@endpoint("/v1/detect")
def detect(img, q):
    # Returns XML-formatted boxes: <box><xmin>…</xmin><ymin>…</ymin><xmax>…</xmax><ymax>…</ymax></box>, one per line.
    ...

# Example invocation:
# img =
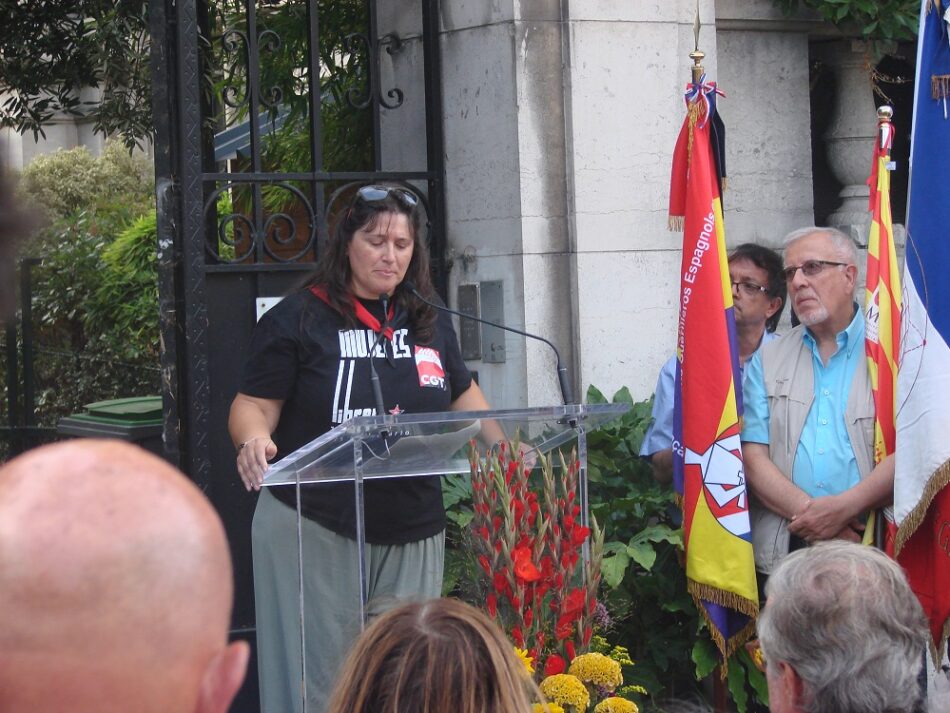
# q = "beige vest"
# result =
<box><xmin>749</xmin><ymin>325</ymin><xmax>875</xmax><ymax>573</ymax></box>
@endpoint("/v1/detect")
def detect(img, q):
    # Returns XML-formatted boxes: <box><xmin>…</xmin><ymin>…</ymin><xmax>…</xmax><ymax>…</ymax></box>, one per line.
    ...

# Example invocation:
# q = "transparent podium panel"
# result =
<box><xmin>258</xmin><ymin>403</ymin><xmax>627</xmax><ymax>713</ymax></box>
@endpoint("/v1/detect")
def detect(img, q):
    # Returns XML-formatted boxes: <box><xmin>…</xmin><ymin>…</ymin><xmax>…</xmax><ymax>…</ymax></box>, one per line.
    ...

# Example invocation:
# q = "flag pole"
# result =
<box><xmin>689</xmin><ymin>9</ymin><xmax>730</xmax><ymax>712</ymax></box>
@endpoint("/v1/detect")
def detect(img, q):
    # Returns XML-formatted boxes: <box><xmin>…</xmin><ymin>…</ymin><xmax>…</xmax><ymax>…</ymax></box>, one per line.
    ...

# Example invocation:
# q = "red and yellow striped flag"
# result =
<box><xmin>864</xmin><ymin>109</ymin><xmax>901</xmax><ymax>466</ymax></box>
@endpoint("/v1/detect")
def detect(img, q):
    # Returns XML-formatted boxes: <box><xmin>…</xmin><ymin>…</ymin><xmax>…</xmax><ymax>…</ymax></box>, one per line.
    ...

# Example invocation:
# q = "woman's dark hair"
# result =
<box><xmin>303</xmin><ymin>184</ymin><xmax>437</xmax><ymax>342</ymax></box>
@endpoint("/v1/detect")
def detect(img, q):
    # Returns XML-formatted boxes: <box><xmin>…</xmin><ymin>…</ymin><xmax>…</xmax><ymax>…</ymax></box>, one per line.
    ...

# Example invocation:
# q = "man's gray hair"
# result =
<box><xmin>782</xmin><ymin>226</ymin><xmax>859</xmax><ymax>266</ymax></box>
<box><xmin>757</xmin><ymin>542</ymin><xmax>927</xmax><ymax>713</ymax></box>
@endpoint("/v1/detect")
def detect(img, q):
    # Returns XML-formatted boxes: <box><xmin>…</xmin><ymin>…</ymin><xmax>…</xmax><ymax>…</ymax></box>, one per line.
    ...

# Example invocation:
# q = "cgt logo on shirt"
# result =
<box><xmin>414</xmin><ymin>346</ymin><xmax>446</xmax><ymax>389</ymax></box>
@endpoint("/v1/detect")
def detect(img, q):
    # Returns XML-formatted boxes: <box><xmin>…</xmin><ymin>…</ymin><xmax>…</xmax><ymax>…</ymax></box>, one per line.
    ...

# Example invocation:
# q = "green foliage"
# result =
<box><xmin>2</xmin><ymin>143</ymin><xmax>159</xmax><ymax>437</ymax></box>
<box><xmin>584</xmin><ymin>384</ymin><xmax>767</xmax><ymax>712</ymax></box>
<box><xmin>772</xmin><ymin>0</ymin><xmax>919</xmax><ymax>41</ymax></box>
<box><xmin>18</xmin><ymin>142</ymin><xmax>153</xmax><ymax>222</ymax></box>
<box><xmin>585</xmin><ymin>385</ymin><xmax>700</xmax><ymax>704</ymax></box>
<box><xmin>0</xmin><ymin>0</ymin><xmax>151</xmax><ymax>149</ymax></box>
<box><xmin>87</xmin><ymin>212</ymin><xmax>159</xmax><ymax>362</ymax></box>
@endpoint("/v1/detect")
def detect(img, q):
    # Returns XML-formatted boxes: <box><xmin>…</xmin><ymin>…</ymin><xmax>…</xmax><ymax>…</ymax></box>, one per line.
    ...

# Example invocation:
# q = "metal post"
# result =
<box><xmin>20</xmin><ymin>258</ymin><xmax>38</xmax><ymax>427</ymax></box>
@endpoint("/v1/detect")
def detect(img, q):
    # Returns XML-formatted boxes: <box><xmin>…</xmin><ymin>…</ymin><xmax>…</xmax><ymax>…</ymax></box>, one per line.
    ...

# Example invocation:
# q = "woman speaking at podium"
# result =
<box><xmin>228</xmin><ymin>184</ymin><xmax>496</xmax><ymax>713</ymax></box>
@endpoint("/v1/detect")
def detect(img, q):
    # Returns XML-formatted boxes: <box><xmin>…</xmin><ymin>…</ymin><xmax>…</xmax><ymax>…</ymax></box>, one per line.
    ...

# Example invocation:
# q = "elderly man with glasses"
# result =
<box><xmin>640</xmin><ymin>243</ymin><xmax>786</xmax><ymax>485</ymax></box>
<box><xmin>741</xmin><ymin>227</ymin><xmax>895</xmax><ymax>580</ymax></box>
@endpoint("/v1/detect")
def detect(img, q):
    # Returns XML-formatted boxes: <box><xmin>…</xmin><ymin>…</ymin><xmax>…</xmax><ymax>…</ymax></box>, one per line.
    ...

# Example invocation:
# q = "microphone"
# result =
<box><xmin>367</xmin><ymin>293</ymin><xmax>390</xmax><ymax>424</ymax></box>
<box><xmin>401</xmin><ymin>281</ymin><xmax>574</xmax><ymax>405</ymax></box>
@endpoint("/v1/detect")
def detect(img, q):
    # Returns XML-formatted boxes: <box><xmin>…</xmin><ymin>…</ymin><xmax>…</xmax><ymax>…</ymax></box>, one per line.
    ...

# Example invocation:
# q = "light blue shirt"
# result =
<box><xmin>639</xmin><ymin>331</ymin><xmax>776</xmax><ymax>459</ymax></box>
<box><xmin>741</xmin><ymin>309</ymin><xmax>864</xmax><ymax>497</ymax></box>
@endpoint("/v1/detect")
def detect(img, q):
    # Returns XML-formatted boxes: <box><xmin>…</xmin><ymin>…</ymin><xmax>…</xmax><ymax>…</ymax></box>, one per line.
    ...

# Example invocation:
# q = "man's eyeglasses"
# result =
<box><xmin>731</xmin><ymin>280</ymin><xmax>769</xmax><ymax>297</ymax></box>
<box><xmin>782</xmin><ymin>260</ymin><xmax>848</xmax><ymax>282</ymax></box>
<box><xmin>357</xmin><ymin>185</ymin><xmax>419</xmax><ymax>209</ymax></box>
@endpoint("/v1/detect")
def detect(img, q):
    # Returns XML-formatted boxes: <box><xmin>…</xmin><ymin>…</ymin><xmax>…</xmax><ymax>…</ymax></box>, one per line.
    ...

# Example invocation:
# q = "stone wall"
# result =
<box><xmin>439</xmin><ymin>0</ymin><xmax>818</xmax><ymax>407</ymax></box>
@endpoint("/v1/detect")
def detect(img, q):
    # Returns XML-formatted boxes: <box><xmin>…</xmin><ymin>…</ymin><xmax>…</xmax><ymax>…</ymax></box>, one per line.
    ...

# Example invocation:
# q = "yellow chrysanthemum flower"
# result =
<box><xmin>594</xmin><ymin>697</ymin><xmax>639</xmax><ymax>713</ymax></box>
<box><xmin>539</xmin><ymin>674</ymin><xmax>590</xmax><ymax>711</ymax></box>
<box><xmin>568</xmin><ymin>652</ymin><xmax>623</xmax><ymax>691</ymax></box>
<box><xmin>515</xmin><ymin>647</ymin><xmax>535</xmax><ymax>675</ymax></box>
<box><xmin>533</xmin><ymin>703</ymin><xmax>566</xmax><ymax>713</ymax></box>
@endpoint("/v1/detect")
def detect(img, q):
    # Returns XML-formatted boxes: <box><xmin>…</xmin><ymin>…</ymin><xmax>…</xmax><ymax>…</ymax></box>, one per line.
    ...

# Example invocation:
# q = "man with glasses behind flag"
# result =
<box><xmin>640</xmin><ymin>243</ymin><xmax>786</xmax><ymax>485</ymax></box>
<box><xmin>741</xmin><ymin>227</ymin><xmax>895</xmax><ymax>580</ymax></box>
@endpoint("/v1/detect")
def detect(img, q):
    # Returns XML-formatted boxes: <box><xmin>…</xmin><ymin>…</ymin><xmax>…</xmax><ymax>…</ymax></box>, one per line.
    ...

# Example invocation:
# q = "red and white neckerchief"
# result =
<box><xmin>309</xmin><ymin>285</ymin><xmax>395</xmax><ymax>339</ymax></box>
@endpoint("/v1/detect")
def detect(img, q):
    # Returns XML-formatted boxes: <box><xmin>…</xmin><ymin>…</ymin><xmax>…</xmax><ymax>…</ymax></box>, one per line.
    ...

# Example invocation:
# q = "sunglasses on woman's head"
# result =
<box><xmin>357</xmin><ymin>185</ymin><xmax>419</xmax><ymax>209</ymax></box>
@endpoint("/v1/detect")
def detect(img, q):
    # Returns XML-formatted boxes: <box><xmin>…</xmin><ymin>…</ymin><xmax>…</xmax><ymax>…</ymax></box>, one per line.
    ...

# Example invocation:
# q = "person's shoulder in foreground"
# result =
<box><xmin>757</xmin><ymin>541</ymin><xmax>928</xmax><ymax>713</ymax></box>
<box><xmin>0</xmin><ymin>439</ymin><xmax>249</xmax><ymax>713</ymax></box>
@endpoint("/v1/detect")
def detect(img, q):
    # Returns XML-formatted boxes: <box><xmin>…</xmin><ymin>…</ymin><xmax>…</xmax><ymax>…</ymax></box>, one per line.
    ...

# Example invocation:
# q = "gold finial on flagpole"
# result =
<box><xmin>877</xmin><ymin>105</ymin><xmax>893</xmax><ymax>152</ymax></box>
<box><xmin>690</xmin><ymin>0</ymin><xmax>705</xmax><ymax>84</ymax></box>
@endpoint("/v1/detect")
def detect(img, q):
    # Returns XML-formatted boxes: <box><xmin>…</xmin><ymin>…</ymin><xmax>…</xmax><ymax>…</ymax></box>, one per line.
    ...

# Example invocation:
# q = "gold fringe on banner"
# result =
<box><xmin>893</xmin><ymin>459</ymin><xmax>950</xmax><ymax>660</ymax></box>
<box><xmin>933</xmin><ymin>75</ymin><xmax>950</xmax><ymax>101</ymax></box>
<box><xmin>688</xmin><ymin>579</ymin><xmax>759</xmax><ymax>674</ymax></box>
<box><xmin>668</xmin><ymin>215</ymin><xmax>685</xmax><ymax>231</ymax></box>
<box><xmin>894</xmin><ymin>459</ymin><xmax>950</xmax><ymax>556</ymax></box>
<box><xmin>686</xmin><ymin>101</ymin><xmax>701</xmax><ymax>163</ymax></box>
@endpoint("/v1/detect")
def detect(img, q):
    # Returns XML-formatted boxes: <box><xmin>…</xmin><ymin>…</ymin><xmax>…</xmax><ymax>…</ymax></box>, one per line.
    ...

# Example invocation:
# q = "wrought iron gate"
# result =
<box><xmin>149</xmin><ymin>1</ymin><xmax>446</xmax><ymax>707</ymax></box>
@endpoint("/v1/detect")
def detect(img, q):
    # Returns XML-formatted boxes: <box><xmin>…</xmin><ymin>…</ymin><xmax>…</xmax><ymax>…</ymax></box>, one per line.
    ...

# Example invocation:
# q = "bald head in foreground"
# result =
<box><xmin>757</xmin><ymin>541</ymin><xmax>928</xmax><ymax>713</ymax></box>
<box><xmin>0</xmin><ymin>440</ymin><xmax>249</xmax><ymax>713</ymax></box>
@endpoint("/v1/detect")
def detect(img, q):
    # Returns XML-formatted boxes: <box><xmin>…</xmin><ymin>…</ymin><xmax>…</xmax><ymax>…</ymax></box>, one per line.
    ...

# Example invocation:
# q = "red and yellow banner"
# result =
<box><xmin>864</xmin><ymin>114</ymin><xmax>901</xmax><ymax>467</ymax></box>
<box><xmin>669</xmin><ymin>76</ymin><xmax>758</xmax><ymax>660</ymax></box>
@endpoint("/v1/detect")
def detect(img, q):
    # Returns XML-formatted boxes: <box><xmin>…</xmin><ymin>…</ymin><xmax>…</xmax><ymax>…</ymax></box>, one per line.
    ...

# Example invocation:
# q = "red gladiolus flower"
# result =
<box><xmin>487</xmin><ymin>593</ymin><xmax>498</xmax><ymax>618</ymax></box>
<box><xmin>561</xmin><ymin>588</ymin><xmax>586</xmax><ymax>617</ymax></box>
<box><xmin>582</xmin><ymin>625</ymin><xmax>593</xmax><ymax>646</ymax></box>
<box><xmin>512</xmin><ymin>626</ymin><xmax>524</xmax><ymax>647</ymax></box>
<box><xmin>544</xmin><ymin>654</ymin><xmax>566</xmax><ymax>676</ymax></box>
<box><xmin>555</xmin><ymin>615</ymin><xmax>573</xmax><ymax>640</ymax></box>
<box><xmin>524</xmin><ymin>606</ymin><xmax>534</xmax><ymax>628</ymax></box>
<box><xmin>478</xmin><ymin>554</ymin><xmax>492</xmax><ymax>576</ymax></box>
<box><xmin>571</xmin><ymin>526</ymin><xmax>590</xmax><ymax>546</ymax></box>
<box><xmin>494</xmin><ymin>571</ymin><xmax>510</xmax><ymax>595</ymax></box>
<box><xmin>565</xmin><ymin>640</ymin><xmax>576</xmax><ymax>661</ymax></box>
<box><xmin>512</xmin><ymin>546</ymin><xmax>542</xmax><ymax>582</ymax></box>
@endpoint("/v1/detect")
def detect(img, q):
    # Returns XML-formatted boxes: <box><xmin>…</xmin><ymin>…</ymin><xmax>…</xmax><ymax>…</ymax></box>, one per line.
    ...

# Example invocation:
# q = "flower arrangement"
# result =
<box><xmin>470</xmin><ymin>442</ymin><xmax>604</xmax><ymax>678</ymax></box>
<box><xmin>593</xmin><ymin>697</ymin><xmax>639</xmax><ymax>713</ymax></box>
<box><xmin>537</xmin><ymin>650</ymin><xmax>644</xmax><ymax>713</ymax></box>
<box><xmin>539</xmin><ymin>673</ymin><xmax>591</xmax><ymax>712</ymax></box>
<box><xmin>568</xmin><ymin>653</ymin><xmax>622</xmax><ymax>693</ymax></box>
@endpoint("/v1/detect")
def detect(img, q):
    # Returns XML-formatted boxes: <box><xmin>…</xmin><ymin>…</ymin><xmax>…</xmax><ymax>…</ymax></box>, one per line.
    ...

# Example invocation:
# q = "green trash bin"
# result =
<box><xmin>58</xmin><ymin>396</ymin><xmax>165</xmax><ymax>458</ymax></box>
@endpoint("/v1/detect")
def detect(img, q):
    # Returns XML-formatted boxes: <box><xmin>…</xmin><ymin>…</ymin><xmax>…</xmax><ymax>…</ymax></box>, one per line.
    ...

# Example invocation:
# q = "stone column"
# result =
<box><xmin>819</xmin><ymin>38</ymin><xmax>878</xmax><ymax>244</ymax></box>
<box><xmin>438</xmin><ymin>0</ymin><xmax>821</xmax><ymax>404</ymax></box>
<box><xmin>440</xmin><ymin>0</ymin><xmax>573</xmax><ymax>408</ymax></box>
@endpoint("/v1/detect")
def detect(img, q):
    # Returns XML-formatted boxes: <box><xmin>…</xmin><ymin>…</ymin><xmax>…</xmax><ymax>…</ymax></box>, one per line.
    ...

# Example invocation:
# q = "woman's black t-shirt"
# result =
<box><xmin>239</xmin><ymin>289</ymin><xmax>472</xmax><ymax>545</ymax></box>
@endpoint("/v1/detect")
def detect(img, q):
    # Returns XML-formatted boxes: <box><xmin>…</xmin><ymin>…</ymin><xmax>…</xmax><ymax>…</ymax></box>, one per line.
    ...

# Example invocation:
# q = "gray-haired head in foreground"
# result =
<box><xmin>757</xmin><ymin>541</ymin><xmax>927</xmax><ymax>713</ymax></box>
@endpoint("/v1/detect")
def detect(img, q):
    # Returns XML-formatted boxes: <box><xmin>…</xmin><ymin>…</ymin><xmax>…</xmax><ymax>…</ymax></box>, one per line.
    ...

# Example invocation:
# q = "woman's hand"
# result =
<box><xmin>236</xmin><ymin>437</ymin><xmax>278</xmax><ymax>492</ymax></box>
<box><xmin>228</xmin><ymin>392</ymin><xmax>284</xmax><ymax>492</ymax></box>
